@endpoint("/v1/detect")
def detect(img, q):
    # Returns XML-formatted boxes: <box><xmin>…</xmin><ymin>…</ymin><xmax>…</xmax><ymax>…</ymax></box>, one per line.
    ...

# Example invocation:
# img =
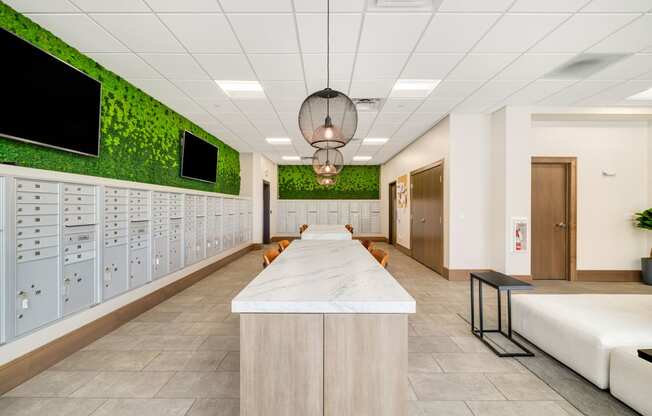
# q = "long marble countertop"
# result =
<box><xmin>301</xmin><ymin>224</ymin><xmax>352</xmax><ymax>240</ymax></box>
<box><xmin>232</xmin><ymin>240</ymin><xmax>416</xmax><ymax>313</ymax></box>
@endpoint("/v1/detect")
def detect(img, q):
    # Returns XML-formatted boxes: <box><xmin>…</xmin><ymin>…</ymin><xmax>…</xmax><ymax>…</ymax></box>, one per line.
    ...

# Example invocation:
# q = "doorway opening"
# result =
<box><xmin>263</xmin><ymin>180</ymin><xmax>270</xmax><ymax>244</ymax></box>
<box><xmin>531</xmin><ymin>157</ymin><xmax>577</xmax><ymax>280</ymax></box>
<box><xmin>389</xmin><ymin>181</ymin><xmax>397</xmax><ymax>246</ymax></box>
<box><xmin>410</xmin><ymin>161</ymin><xmax>444</xmax><ymax>274</ymax></box>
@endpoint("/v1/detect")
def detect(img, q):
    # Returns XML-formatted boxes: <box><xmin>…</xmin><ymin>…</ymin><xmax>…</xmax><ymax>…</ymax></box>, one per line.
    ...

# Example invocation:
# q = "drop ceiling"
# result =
<box><xmin>7</xmin><ymin>0</ymin><xmax>652</xmax><ymax>164</ymax></box>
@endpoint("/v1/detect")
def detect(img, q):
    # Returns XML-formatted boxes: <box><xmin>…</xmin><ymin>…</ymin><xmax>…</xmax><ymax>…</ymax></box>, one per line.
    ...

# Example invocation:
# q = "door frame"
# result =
<box><xmin>531</xmin><ymin>156</ymin><xmax>577</xmax><ymax>281</ymax></box>
<box><xmin>388</xmin><ymin>181</ymin><xmax>396</xmax><ymax>245</ymax></box>
<box><xmin>262</xmin><ymin>180</ymin><xmax>271</xmax><ymax>244</ymax></box>
<box><xmin>409</xmin><ymin>160</ymin><xmax>444</xmax><ymax>273</ymax></box>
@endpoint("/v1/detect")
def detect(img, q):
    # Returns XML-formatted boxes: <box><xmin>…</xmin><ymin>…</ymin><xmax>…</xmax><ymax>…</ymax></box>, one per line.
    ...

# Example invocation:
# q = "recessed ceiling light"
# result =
<box><xmin>353</xmin><ymin>156</ymin><xmax>372</xmax><ymax>161</ymax></box>
<box><xmin>215</xmin><ymin>80</ymin><xmax>264</xmax><ymax>99</ymax></box>
<box><xmin>266</xmin><ymin>137</ymin><xmax>292</xmax><ymax>145</ymax></box>
<box><xmin>282</xmin><ymin>156</ymin><xmax>301</xmax><ymax>161</ymax></box>
<box><xmin>391</xmin><ymin>79</ymin><xmax>440</xmax><ymax>98</ymax></box>
<box><xmin>362</xmin><ymin>138</ymin><xmax>388</xmax><ymax>145</ymax></box>
<box><xmin>627</xmin><ymin>86</ymin><xmax>652</xmax><ymax>100</ymax></box>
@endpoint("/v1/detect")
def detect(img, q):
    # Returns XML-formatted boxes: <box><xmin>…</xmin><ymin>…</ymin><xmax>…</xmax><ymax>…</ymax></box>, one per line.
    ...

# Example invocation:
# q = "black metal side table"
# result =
<box><xmin>470</xmin><ymin>271</ymin><xmax>534</xmax><ymax>357</ymax></box>
<box><xmin>638</xmin><ymin>349</ymin><xmax>652</xmax><ymax>363</ymax></box>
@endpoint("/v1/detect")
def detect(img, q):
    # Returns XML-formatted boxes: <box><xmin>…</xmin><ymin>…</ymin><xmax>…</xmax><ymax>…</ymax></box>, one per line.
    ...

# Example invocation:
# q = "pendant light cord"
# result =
<box><xmin>326</xmin><ymin>0</ymin><xmax>330</xmax><ymax>89</ymax></box>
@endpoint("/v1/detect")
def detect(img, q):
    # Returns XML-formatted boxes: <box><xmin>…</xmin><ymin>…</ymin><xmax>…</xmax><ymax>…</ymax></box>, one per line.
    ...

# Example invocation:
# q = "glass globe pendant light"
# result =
<box><xmin>316</xmin><ymin>175</ymin><xmax>337</xmax><ymax>186</ymax></box>
<box><xmin>298</xmin><ymin>0</ymin><xmax>357</xmax><ymax>149</ymax></box>
<box><xmin>312</xmin><ymin>148</ymin><xmax>343</xmax><ymax>177</ymax></box>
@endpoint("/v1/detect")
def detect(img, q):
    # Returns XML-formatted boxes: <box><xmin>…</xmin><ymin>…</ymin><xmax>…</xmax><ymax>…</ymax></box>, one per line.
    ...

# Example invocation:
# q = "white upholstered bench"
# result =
<box><xmin>610</xmin><ymin>347</ymin><xmax>652</xmax><ymax>416</ymax></box>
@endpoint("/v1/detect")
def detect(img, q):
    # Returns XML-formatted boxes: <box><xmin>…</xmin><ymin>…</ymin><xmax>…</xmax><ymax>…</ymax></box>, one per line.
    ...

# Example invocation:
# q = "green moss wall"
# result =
<box><xmin>0</xmin><ymin>4</ymin><xmax>240</xmax><ymax>194</ymax></box>
<box><xmin>278</xmin><ymin>165</ymin><xmax>380</xmax><ymax>199</ymax></box>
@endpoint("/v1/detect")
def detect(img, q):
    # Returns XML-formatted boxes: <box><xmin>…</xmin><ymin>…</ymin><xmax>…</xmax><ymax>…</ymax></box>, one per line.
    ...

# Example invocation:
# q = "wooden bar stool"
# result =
<box><xmin>371</xmin><ymin>248</ymin><xmax>389</xmax><ymax>268</ymax></box>
<box><xmin>263</xmin><ymin>248</ymin><xmax>280</xmax><ymax>268</ymax></box>
<box><xmin>278</xmin><ymin>239</ymin><xmax>290</xmax><ymax>252</ymax></box>
<box><xmin>361</xmin><ymin>239</ymin><xmax>373</xmax><ymax>251</ymax></box>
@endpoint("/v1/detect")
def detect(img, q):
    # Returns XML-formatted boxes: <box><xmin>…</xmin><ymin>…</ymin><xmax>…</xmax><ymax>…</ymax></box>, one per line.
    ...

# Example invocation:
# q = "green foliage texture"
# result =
<box><xmin>278</xmin><ymin>165</ymin><xmax>380</xmax><ymax>199</ymax></box>
<box><xmin>0</xmin><ymin>4</ymin><xmax>240</xmax><ymax>194</ymax></box>
<box><xmin>635</xmin><ymin>208</ymin><xmax>652</xmax><ymax>231</ymax></box>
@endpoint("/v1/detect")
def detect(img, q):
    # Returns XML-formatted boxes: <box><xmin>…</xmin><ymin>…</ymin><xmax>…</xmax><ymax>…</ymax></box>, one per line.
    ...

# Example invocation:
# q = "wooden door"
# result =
<box><xmin>411</xmin><ymin>164</ymin><xmax>444</xmax><ymax>274</ymax></box>
<box><xmin>389</xmin><ymin>182</ymin><xmax>397</xmax><ymax>245</ymax></box>
<box><xmin>532</xmin><ymin>163</ymin><xmax>568</xmax><ymax>280</ymax></box>
<box><xmin>263</xmin><ymin>181</ymin><xmax>270</xmax><ymax>244</ymax></box>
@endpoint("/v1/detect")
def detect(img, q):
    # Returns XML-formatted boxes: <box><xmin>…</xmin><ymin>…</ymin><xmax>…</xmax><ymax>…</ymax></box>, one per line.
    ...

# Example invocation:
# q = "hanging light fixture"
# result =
<box><xmin>298</xmin><ymin>0</ymin><xmax>357</xmax><ymax>149</ymax></box>
<box><xmin>316</xmin><ymin>175</ymin><xmax>337</xmax><ymax>186</ymax></box>
<box><xmin>312</xmin><ymin>147</ymin><xmax>343</xmax><ymax>177</ymax></box>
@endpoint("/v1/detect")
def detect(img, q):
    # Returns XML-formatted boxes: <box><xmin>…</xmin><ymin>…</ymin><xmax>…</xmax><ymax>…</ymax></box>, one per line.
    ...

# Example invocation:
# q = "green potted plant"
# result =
<box><xmin>634</xmin><ymin>208</ymin><xmax>652</xmax><ymax>285</ymax></box>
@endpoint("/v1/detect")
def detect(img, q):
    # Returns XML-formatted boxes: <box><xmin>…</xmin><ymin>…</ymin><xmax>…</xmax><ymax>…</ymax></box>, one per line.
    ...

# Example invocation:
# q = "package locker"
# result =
<box><xmin>102</xmin><ymin>187</ymin><xmax>129</xmax><ymax>300</ymax></box>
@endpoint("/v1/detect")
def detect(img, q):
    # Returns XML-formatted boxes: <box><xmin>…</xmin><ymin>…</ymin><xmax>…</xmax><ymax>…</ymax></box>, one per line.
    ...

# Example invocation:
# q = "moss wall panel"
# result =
<box><xmin>0</xmin><ymin>4</ymin><xmax>240</xmax><ymax>194</ymax></box>
<box><xmin>278</xmin><ymin>165</ymin><xmax>379</xmax><ymax>199</ymax></box>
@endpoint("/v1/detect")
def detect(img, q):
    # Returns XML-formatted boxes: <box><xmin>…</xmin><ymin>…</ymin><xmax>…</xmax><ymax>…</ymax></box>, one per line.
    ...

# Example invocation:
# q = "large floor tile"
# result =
<box><xmin>217</xmin><ymin>352</ymin><xmax>240</xmax><ymax>371</ymax></box>
<box><xmin>433</xmin><ymin>352</ymin><xmax>526</xmax><ymax>373</ymax></box>
<box><xmin>70</xmin><ymin>372</ymin><xmax>174</xmax><ymax>398</ymax></box>
<box><xmin>408</xmin><ymin>373</ymin><xmax>504</xmax><ymax>401</ymax></box>
<box><xmin>197</xmin><ymin>335</ymin><xmax>240</xmax><ymax>351</ymax></box>
<box><xmin>409</xmin><ymin>336</ymin><xmax>461</xmax><ymax>353</ymax></box>
<box><xmin>486</xmin><ymin>373</ymin><xmax>563</xmax><ymax>400</ymax></box>
<box><xmin>155</xmin><ymin>372</ymin><xmax>239</xmax><ymax>398</ymax></box>
<box><xmin>417</xmin><ymin>401</ymin><xmax>474</xmax><ymax>416</ymax></box>
<box><xmin>466</xmin><ymin>400</ymin><xmax>571</xmax><ymax>416</ymax></box>
<box><xmin>135</xmin><ymin>335</ymin><xmax>207</xmax><ymax>351</ymax></box>
<box><xmin>408</xmin><ymin>353</ymin><xmax>442</xmax><ymax>373</ymax></box>
<box><xmin>53</xmin><ymin>350</ymin><xmax>158</xmax><ymax>371</ymax></box>
<box><xmin>0</xmin><ymin>397</ymin><xmax>105</xmax><ymax>416</ymax></box>
<box><xmin>4</xmin><ymin>371</ymin><xmax>99</xmax><ymax>397</ymax></box>
<box><xmin>186</xmin><ymin>398</ymin><xmax>239</xmax><ymax>416</ymax></box>
<box><xmin>90</xmin><ymin>398</ymin><xmax>194</xmax><ymax>416</ymax></box>
<box><xmin>144</xmin><ymin>351</ymin><xmax>227</xmax><ymax>371</ymax></box>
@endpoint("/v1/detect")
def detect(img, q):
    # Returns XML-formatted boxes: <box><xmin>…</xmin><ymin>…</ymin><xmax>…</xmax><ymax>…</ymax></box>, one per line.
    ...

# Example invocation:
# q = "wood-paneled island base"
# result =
<box><xmin>232</xmin><ymin>240</ymin><xmax>416</xmax><ymax>416</ymax></box>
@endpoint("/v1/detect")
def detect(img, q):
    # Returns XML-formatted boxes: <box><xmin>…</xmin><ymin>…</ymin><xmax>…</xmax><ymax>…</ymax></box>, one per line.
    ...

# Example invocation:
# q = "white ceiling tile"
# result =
<box><xmin>589</xmin><ymin>14</ymin><xmax>652</xmax><ymax>53</ymax></box>
<box><xmin>474</xmin><ymin>14</ymin><xmax>569</xmax><ymax>53</ymax></box>
<box><xmin>306</xmin><ymin>79</ymin><xmax>349</xmax><ymax>93</ymax></box>
<box><xmin>495</xmin><ymin>53</ymin><xmax>573</xmax><ymax>80</ymax></box>
<box><xmin>277</xmin><ymin>112</ymin><xmax>301</xmax><ymax>132</ymax></box>
<box><xmin>174</xmin><ymin>80</ymin><xmax>230</xmax><ymax>100</ymax></box>
<box><xmin>197</xmin><ymin>99</ymin><xmax>239</xmax><ymax>114</ymax></box>
<box><xmin>5</xmin><ymin>0</ymin><xmax>78</xmax><ymax>12</ymax></box>
<box><xmin>158</xmin><ymin>14</ymin><xmax>240</xmax><ymax>53</ymax></box>
<box><xmin>439</xmin><ymin>0</ymin><xmax>513</xmax><ymax>12</ymax></box>
<box><xmin>581</xmin><ymin>0</ymin><xmax>652</xmax><ymax>12</ymax></box>
<box><xmin>129</xmin><ymin>78</ymin><xmax>186</xmax><ymax>102</ymax></box>
<box><xmin>417</xmin><ymin>14</ymin><xmax>500</xmax><ymax>53</ymax></box>
<box><xmin>355</xmin><ymin>112</ymin><xmax>378</xmax><ymax>137</ymax></box>
<box><xmin>418</xmin><ymin>99</ymin><xmax>459</xmax><ymax>113</ymax></box>
<box><xmin>538</xmin><ymin>79</ymin><xmax>620</xmax><ymax>104</ymax></box>
<box><xmin>140</xmin><ymin>53</ymin><xmax>208</xmax><ymax>80</ymax></box>
<box><xmin>503</xmin><ymin>79</ymin><xmax>577</xmax><ymax>104</ymax></box>
<box><xmin>70</xmin><ymin>0</ymin><xmax>149</xmax><ymax>12</ymax></box>
<box><xmin>358</xmin><ymin>13</ymin><xmax>431</xmax><ymax>53</ymax></box>
<box><xmin>532</xmin><ymin>14</ymin><xmax>638</xmax><ymax>53</ymax></box>
<box><xmin>367</xmin><ymin>123</ymin><xmax>401</xmax><ymax>138</ymax></box>
<box><xmin>393</xmin><ymin>113</ymin><xmax>440</xmax><ymax>138</ymax></box>
<box><xmin>270</xmin><ymin>99</ymin><xmax>303</xmax><ymax>113</ymax></box>
<box><xmin>581</xmin><ymin>79</ymin><xmax>652</xmax><ymax>102</ymax></box>
<box><xmin>249</xmin><ymin>54</ymin><xmax>304</xmax><ymax>81</ymax></box>
<box><xmin>25</xmin><ymin>14</ymin><xmax>128</xmax><ymax>53</ymax></box>
<box><xmin>219</xmin><ymin>0</ymin><xmax>292</xmax><ymax>12</ymax></box>
<box><xmin>296</xmin><ymin>13</ymin><xmax>362</xmax><ymax>53</ymax></box>
<box><xmin>468</xmin><ymin>80</ymin><xmax>530</xmax><ymax>101</ymax></box>
<box><xmin>262</xmin><ymin>81</ymin><xmax>307</xmax><ymax>100</ymax></box>
<box><xmin>194</xmin><ymin>54</ymin><xmax>256</xmax><ymax>80</ymax></box>
<box><xmin>381</xmin><ymin>98</ymin><xmax>423</xmax><ymax>113</ymax></box>
<box><xmin>250</xmin><ymin>119</ymin><xmax>287</xmax><ymax>137</ymax></box>
<box><xmin>447</xmin><ymin>54</ymin><xmax>517</xmax><ymax>80</ymax></box>
<box><xmin>374</xmin><ymin>112</ymin><xmax>411</xmax><ymax>125</ymax></box>
<box><xmin>216</xmin><ymin>112</ymin><xmax>251</xmax><ymax>126</ymax></box>
<box><xmin>87</xmin><ymin>53</ymin><xmax>160</xmax><ymax>78</ymax></box>
<box><xmin>590</xmin><ymin>53</ymin><xmax>652</xmax><ymax>80</ymax></box>
<box><xmin>91</xmin><ymin>13</ymin><xmax>184</xmax><ymax>53</ymax></box>
<box><xmin>428</xmin><ymin>80</ymin><xmax>484</xmax><ymax>99</ymax></box>
<box><xmin>294</xmin><ymin>0</ymin><xmax>365</xmax><ymax>12</ymax></box>
<box><xmin>510</xmin><ymin>0</ymin><xmax>589</xmax><ymax>12</ymax></box>
<box><xmin>302</xmin><ymin>54</ymin><xmax>355</xmax><ymax>81</ymax></box>
<box><xmin>349</xmin><ymin>79</ymin><xmax>395</xmax><ymax>98</ymax></box>
<box><xmin>144</xmin><ymin>0</ymin><xmax>220</xmax><ymax>12</ymax></box>
<box><xmin>401</xmin><ymin>53</ymin><xmax>464</xmax><ymax>79</ymax></box>
<box><xmin>228</xmin><ymin>14</ymin><xmax>298</xmax><ymax>53</ymax></box>
<box><xmin>233</xmin><ymin>99</ymin><xmax>275</xmax><ymax>114</ymax></box>
<box><xmin>353</xmin><ymin>54</ymin><xmax>409</xmax><ymax>79</ymax></box>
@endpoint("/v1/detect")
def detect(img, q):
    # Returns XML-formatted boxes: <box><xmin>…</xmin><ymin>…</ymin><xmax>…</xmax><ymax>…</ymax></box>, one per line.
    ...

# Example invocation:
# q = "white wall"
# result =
<box><xmin>239</xmin><ymin>153</ymin><xmax>252</xmax><ymax>197</ymax></box>
<box><xmin>649</xmin><ymin>121</ymin><xmax>652</xmax><ymax>257</ymax></box>
<box><xmin>532</xmin><ymin>119</ymin><xmax>651</xmax><ymax>270</ymax></box>
<box><xmin>241</xmin><ymin>153</ymin><xmax>278</xmax><ymax>243</ymax></box>
<box><xmin>380</xmin><ymin>116</ymin><xmax>450</xmax><ymax>260</ymax></box>
<box><xmin>448</xmin><ymin>114</ymin><xmax>493</xmax><ymax>270</ymax></box>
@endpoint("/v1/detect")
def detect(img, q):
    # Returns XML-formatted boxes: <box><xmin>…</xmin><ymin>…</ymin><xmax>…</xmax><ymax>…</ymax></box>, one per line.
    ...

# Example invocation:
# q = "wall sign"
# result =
<box><xmin>397</xmin><ymin>174</ymin><xmax>408</xmax><ymax>208</ymax></box>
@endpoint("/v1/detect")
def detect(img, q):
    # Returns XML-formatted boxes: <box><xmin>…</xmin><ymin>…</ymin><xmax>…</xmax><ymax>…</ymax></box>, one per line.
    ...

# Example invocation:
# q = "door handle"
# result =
<box><xmin>420</xmin><ymin>218</ymin><xmax>425</xmax><ymax>223</ymax></box>
<box><xmin>555</xmin><ymin>222</ymin><xmax>567</xmax><ymax>229</ymax></box>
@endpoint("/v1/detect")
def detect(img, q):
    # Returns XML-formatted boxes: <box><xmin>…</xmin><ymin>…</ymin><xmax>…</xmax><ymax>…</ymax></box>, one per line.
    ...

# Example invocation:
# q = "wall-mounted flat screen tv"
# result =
<box><xmin>0</xmin><ymin>28</ymin><xmax>101</xmax><ymax>157</ymax></box>
<box><xmin>180</xmin><ymin>131</ymin><xmax>218</xmax><ymax>183</ymax></box>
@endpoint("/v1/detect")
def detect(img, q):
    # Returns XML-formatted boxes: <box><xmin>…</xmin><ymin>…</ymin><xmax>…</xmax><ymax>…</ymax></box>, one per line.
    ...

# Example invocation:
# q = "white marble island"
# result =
<box><xmin>232</xmin><ymin>240</ymin><xmax>415</xmax><ymax>416</ymax></box>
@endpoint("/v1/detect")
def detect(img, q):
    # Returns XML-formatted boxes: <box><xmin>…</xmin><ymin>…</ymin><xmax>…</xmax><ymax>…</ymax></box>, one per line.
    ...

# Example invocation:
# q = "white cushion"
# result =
<box><xmin>511</xmin><ymin>294</ymin><xmax>652</xmax><ymax>389</ymax></box>
<box><xmin>610</xmin><ymin>347</ymin><xmax>652</xmax><ymax>416</ymax></box>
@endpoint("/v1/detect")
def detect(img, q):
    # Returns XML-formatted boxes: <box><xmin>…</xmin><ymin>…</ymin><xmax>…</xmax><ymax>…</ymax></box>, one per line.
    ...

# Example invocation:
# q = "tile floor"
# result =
<box><xmin>2</xmin><ymin>243</ymin><xmax>650</xmax><ymax>416</ymax></box>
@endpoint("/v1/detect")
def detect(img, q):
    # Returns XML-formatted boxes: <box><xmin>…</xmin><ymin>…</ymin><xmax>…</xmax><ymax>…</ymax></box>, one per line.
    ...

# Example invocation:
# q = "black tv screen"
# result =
<box><xmin>0</xmin><ymin>28</ymin><xmax>101</xmax><ymax>156</ymax></box>
<box><xmin>181</xmin><ymin>131</ymin><xmax>218</xmax><ymax>183</ymax></box>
